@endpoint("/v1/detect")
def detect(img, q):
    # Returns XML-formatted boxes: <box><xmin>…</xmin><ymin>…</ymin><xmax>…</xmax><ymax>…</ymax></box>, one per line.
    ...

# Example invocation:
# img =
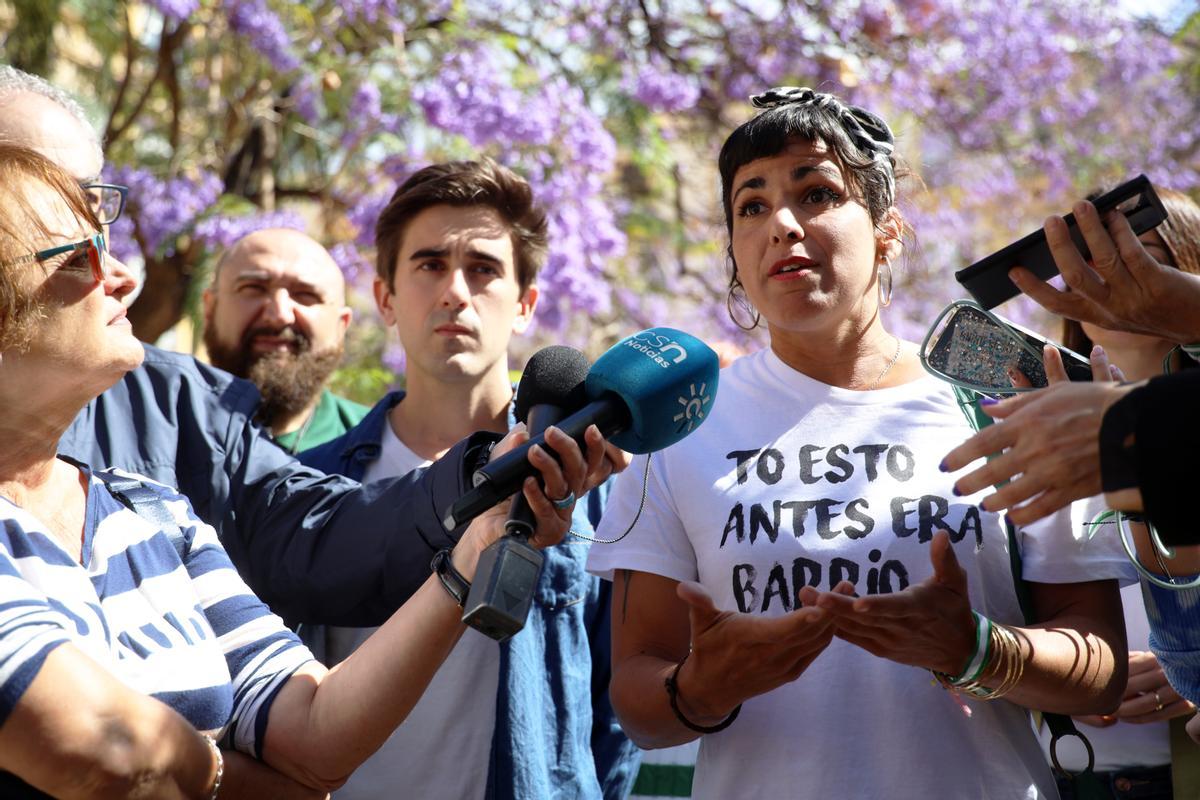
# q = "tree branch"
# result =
<box><xmin>103</xmin><ymin>5</ymin><xmax>138</xmax><ymax>148</ymax></box>
<box><xmin>106</xmin><ymin>18</ymin><xmax>172</xmax><ymax>147</ymax></box>
<box><xmin>161</xmin><ymin>25</ymin><xmax>187</xmax><ymax>152</ymax></box>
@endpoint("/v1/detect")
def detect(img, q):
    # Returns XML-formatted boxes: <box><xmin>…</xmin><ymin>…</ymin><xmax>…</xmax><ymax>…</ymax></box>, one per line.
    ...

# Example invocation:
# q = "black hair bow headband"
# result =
<box><xmin>750</xmin><ymin>86</ymin><xmax>896</xmax><ymax>207</ymax></box>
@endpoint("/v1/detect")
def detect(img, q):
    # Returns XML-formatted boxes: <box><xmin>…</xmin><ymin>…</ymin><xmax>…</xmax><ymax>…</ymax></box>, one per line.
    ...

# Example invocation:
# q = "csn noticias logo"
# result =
<box><xmin>622</xmin><ymin>330</ymin><xmax>689</xmax><ymax>368</ymax></box>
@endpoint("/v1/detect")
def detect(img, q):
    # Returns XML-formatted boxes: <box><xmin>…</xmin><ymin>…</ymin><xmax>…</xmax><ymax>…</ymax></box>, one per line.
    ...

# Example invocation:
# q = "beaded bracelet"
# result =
<box><xmin>664</xmin><ymin>653</ymin><xmax>741</xmax><ymax>734</ymax></box>
<box><xmin>202</xmin><ymin>734</ymin><xmax>223</xmax><ymax>800</ymax></box>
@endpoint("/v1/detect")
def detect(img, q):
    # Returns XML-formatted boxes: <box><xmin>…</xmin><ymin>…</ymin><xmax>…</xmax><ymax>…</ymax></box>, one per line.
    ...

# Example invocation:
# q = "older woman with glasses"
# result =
<box><xmin>0</xmin><ymin>142</ymin><xmax>600</xmax><ymax>799</ymax></box>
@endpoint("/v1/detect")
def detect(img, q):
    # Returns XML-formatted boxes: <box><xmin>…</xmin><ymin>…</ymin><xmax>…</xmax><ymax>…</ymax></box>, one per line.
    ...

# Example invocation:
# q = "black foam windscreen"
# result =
<box><xmin>512</xmin><ymin>345</ymin><xmax>590</xmax><ymax>424</ymax></box>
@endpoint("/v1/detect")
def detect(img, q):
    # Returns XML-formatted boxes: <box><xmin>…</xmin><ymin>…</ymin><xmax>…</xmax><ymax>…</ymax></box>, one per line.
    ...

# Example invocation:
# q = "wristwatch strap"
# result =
<box><xmin>431</xmin><ymin>548</ymin><xmax>471</xmax><ymax>607</ymax></box>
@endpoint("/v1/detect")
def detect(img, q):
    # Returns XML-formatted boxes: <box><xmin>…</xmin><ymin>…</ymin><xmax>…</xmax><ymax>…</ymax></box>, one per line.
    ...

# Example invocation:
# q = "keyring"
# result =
<box><xmin>1049</xmin><ymin>729</ymin><xmax>1095</xmax><ymax>777</ymax></box>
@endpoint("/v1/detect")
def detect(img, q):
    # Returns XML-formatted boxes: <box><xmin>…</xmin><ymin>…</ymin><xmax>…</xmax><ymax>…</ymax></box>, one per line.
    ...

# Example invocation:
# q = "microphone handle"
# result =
<box><xmin>505</xmin><ymin>403</ymin><xmax>568</xmax><ymax>540</ymax></box>
<box><xmin>442</xmin><ymin>396</ymin><xmax>631</xmax><ymax>529</ymax></box>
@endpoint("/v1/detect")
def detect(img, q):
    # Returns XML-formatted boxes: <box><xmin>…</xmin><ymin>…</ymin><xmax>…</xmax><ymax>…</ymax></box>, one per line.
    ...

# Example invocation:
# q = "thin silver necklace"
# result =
<box><xmin>862</xmin><ymin>336</ymin><xmax>902</xmax><ymax>391</ymax></box>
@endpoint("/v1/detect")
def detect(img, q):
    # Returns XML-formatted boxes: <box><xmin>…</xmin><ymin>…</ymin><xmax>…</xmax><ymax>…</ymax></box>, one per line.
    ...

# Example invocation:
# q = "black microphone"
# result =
<box><xmin>442</xmin><ymin>327</ymin><xmax>721</xmax><ymax>531</ymax></box>
<box><xmin>503</xmin><ymin>346</ymin><xmax>590</xmax><ymax>538</ymax></box>
<box><xmin>462</xmin><ymin>346</ymin><xmax>590</xmax><ymax>641</ymax></box>
<box><xmin>443</xmin><ymin>398</ymin><xmax>628</xmax><ymax>529</ymax></box>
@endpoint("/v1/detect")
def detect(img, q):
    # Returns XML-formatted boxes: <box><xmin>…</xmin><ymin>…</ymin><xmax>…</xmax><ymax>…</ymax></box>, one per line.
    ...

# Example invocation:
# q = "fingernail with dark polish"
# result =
<box><xmin>938</xmin><ymin>458</ymin><xmax>949</xmax><ymax>472</ymax></box>
<box><xmin>952</xmin><ymin>485</ymin><xmax>962</xmax><ymax>497</ymax></box>
<box><xmin>978</xmin><ymin>395</ymin><xmax>999</xmax><ymax>406</ymax></box>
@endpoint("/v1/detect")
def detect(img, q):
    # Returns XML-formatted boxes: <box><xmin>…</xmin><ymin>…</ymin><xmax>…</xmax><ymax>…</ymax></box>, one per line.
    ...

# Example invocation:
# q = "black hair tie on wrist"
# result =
<box><xmin>664</xmin><ymin>653</ymin><xmax>741</xmax><ymax>734</ymax></box>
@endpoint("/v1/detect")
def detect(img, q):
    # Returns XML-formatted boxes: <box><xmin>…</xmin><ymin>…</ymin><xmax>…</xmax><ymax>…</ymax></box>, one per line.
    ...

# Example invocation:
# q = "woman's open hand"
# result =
<box><xmin>799</xmin><ymin>531</ymin><xmax>976</xmax><ymax>675</ymax></box>
<box><xmin>669</xmin><ymin>580</ymin><xmax>850</xmax><ymax>724</ymax></box>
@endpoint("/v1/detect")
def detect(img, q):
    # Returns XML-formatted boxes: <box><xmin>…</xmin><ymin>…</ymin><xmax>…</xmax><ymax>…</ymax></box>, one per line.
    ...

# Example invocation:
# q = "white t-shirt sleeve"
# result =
<box><xmin>1017</xmin><ymin>497</ymin><xmax>1137</xmax><ymax>586</ymax></box>
<box><xmin>586</xmin><ymin>453</ymin><xmax>699</xmax><ymax>584</ymax></box>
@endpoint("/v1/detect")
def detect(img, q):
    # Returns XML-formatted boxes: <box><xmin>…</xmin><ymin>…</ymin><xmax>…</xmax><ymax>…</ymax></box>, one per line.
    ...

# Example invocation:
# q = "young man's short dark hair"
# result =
<box><xmin>374</xmin><ymin>158</ymin><xmax>548</xmax><ymax>291</ymax></box>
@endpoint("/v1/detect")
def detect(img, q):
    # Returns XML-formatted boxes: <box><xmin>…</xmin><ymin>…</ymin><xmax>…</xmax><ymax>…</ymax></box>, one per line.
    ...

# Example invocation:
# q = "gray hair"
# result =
<box><xmin>0</xmin><ymin>64</ymin><xmax>104</xmax><ymax>170</ymax></box>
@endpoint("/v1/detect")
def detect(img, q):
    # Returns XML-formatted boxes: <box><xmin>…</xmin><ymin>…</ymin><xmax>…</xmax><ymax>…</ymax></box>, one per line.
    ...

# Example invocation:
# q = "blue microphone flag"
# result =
<box><xmin>585</xmin><ymin>327</ymin><xmax>719</xmax><ymax>454</ymax></box>
<box><xmin>442</xmin><ymin>327</ymin><xmax>719</xmax><ymax>530</ymax></box>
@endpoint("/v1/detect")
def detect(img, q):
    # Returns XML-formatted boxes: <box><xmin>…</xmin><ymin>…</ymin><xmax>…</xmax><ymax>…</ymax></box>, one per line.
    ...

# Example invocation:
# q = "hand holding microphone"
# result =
<box><xmin>457</xmin><ymin>328</ymin><xmax>721</xmax><ymax>641</ymax></box>
<box><xmin>462</xmin><ymin>347</ymin><xmax>591</xmax><ymax>640</ymax></box>
<box><xmin>504</xmin><ymin>346</ymin><xmax>591</xmax><ymax>539</ymax></box>
<box><xmin>444</xmin><ymin>327</ymin><xmax>721</xmax><ymax>531</ymax></box>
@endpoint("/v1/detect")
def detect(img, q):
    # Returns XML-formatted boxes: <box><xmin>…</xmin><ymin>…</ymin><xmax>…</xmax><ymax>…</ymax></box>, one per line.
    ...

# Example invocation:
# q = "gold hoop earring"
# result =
<box><xmin>878</xmin><ymin>258</ymin><xmax>893</xmax><ymax>308</ymax></box>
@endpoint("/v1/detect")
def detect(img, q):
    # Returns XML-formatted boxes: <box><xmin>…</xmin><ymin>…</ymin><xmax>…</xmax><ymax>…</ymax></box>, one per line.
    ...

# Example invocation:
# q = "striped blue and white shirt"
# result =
<box><xmin>1145</xmin><ymin>579</ymin><xmax>1200</xmax><ymax>706</ymax></box>
<box><xmin>0</xmin><ymin>464</ymin><xmax>314</xmax><ymax>758</ymax></box>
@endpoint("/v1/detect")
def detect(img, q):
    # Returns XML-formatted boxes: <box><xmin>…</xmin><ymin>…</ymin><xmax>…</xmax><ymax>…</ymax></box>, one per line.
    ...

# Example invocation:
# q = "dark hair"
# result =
<box><xmin>374</xmin><ymin>158</ymin><xmax>548</xmax><ymax>292</ymax></box>
<box><xmin>718</xmin><ymin>100</ymin><xmax>899</xmax><ymax>237</ymax></box>
<box><xmin>1062</xmin><ymin>187</ymin><xmax>1200</xmax><ymax>355</ymax></box>
<box><xmin>0</xmin><ymin>142</ymin><xmax>102</xmax><ymax>351</ymax></box>
<box><xmin>717</xmin><ymin>95</ymin><xmax>908</xmax><ymax>328</ymax></box>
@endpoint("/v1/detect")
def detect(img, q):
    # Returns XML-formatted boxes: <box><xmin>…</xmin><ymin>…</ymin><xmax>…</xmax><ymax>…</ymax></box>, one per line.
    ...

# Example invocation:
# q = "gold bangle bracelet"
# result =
<box><xmin>942</xmin><ymin>622</ymin><xmax>1025</xmax><ymax>701</ymax></box>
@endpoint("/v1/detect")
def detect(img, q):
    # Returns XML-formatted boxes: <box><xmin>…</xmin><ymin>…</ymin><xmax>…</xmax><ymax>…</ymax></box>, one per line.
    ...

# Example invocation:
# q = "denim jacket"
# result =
<box><xmin>58</xmin><ymin>345</ymin><xmax>495</xmax><ymax>627</ymax></box>
<box><xmin>300</xmin><ymin>392</ymin><xmax>641</xmax><ymax>800</ymax></box>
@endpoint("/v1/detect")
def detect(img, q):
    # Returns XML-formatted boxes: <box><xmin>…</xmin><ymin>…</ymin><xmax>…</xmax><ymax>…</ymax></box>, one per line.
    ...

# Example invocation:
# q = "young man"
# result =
<box><xmin>301</xmin><ymin>160</ymin><xmax>639</xmax><ymax>800</ymax></box>
<box><xmin>203</xmin><ymin>228</ymin><xmax>368</xmax><ymax>452</ymax></box>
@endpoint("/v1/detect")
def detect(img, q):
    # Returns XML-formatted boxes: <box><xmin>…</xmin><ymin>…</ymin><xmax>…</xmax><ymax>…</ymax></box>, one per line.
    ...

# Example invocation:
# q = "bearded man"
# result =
<box><xmin>203</xmin><ymin>228</ymin><xmax>368</xmax><ymax>451</ymax></box>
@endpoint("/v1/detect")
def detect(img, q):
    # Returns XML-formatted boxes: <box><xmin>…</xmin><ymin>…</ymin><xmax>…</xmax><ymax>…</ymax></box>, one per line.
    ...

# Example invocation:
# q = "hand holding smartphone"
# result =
<box><xmin>955</xmin><ymin>175</ymin><xmax>1167</xmax><ymax>310</ymax></box>
<box><xmin>921</xmin><ymin>300</ymin><xmax>1091</xmax><ymax>395</ymax></box>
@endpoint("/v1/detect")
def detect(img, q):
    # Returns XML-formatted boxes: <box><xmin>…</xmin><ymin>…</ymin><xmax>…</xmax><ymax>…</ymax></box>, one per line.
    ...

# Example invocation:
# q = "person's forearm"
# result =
<box><xmin>972</xmin><ymin>618</ymin><xmax>1126</xmax><ymax>715</ymax></box>
<box><xmin>261</xmin><ymin>574</ymin><xmax>467</xmax><ymax>789</ymax></box>
<box><xmin>1144</xmin><ymin>582</ymin><xmax>1200</xmax><ymax>705</ymax></box>
<box><xmin>259</xmin><ymin>528</ymin><xmax>492</xmax><ymax>789</ymax></box>
<box><xmin>1127</xmin><ymin>519</ymin><xmax>1200</xmax><ymax>575</ymax></box>
<box><xmin>1100</xmin><ymin>371</ymin><xmax>1200</xmax><ymax>547</ymax></box>
<box><xmin>0</xmin><ymin>646</ymin><xmax>219</xmax><ymax>800</ymax></box>
<box><xmin>220</xmin><ymin>751</ymin><xmax>328</xmax><ymax>800</ymax></box>
<box><xmin>1103</xmin><ymin>487</ymin><xmax>1143</xmax><ymax>512</ymax></box>
<box><xmin>610</xmin><ymin>653</ymin><xmax>706</xmax><ymax>749</ymax></box>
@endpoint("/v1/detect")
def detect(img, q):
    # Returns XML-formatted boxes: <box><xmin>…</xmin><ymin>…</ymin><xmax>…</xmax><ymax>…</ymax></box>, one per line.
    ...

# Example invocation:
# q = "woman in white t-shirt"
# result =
<box><xmin>587</xmin><ymin>87</ymin><xmax>1129</xmax><ymax>799</ymax></box>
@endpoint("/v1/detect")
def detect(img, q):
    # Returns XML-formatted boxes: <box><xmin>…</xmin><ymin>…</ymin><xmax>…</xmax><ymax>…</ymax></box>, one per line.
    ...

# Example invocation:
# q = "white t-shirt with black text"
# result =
<box><xmin>588</xmin><ymin>347</ymin><xmax>1129</xmax><ymax>800</ymax></box>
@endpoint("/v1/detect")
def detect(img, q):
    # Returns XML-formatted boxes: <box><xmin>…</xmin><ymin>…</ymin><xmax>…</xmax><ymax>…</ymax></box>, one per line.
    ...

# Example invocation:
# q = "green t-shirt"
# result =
<box><xmin>274</xmin><ymin>389</ymin><xmax>370</xmax><ymax>454</ymax></box>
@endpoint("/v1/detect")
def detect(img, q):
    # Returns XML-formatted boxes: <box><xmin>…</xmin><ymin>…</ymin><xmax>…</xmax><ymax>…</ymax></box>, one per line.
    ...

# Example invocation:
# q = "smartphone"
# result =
<box><xmin>924</xmin><ymin>303</ymin><xmax>1092</xmax><ymax>392</ymax></box>
<box><xmin>955</xmin><ymin>175</ymin><xmax>1167</xmax><ymax>310</ymax></box>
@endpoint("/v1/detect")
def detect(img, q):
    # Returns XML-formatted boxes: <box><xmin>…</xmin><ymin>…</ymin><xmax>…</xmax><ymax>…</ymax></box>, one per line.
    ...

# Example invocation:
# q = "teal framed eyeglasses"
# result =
<box><xmin>0</xmin><ymin>232</ymin><xmax>109</xmax><ymax>283</ymax></box>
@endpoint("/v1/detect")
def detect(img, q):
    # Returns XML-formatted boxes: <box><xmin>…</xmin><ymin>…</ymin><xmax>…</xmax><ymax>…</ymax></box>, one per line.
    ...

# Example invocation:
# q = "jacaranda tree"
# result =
<box><xmin>4</xmin><ymin>0</ymin><xmax>1198</xmax><ymax>382</ymax></box>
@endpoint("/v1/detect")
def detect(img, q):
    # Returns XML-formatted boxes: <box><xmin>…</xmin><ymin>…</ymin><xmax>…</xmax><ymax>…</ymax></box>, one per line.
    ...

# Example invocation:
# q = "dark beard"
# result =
<box><xmin>204</xmin><ymin>324</ymin><xmax>344</xmax><ymax>427</ymax></box>
<box><xmin>248</xmin><ymin>346</ymin><xmax>343</xmax><ymax>425</ymax></box>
